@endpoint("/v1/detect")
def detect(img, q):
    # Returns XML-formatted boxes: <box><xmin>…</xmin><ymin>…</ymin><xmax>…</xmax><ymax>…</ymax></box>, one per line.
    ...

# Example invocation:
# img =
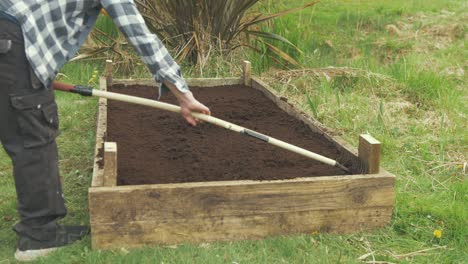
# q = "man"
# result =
<box><xmin>0</xmin><ymin>0</ymin><xmax>210</xmax><ymax>261</ymax></box>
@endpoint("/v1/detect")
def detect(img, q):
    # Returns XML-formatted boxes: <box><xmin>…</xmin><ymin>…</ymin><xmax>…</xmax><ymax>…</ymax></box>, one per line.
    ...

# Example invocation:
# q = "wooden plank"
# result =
<box><xmin>112</xmin><ymin>79</ymin><xmax>156</xmax><ymax>87</ymax></box>
<box><xmin>91</xmin><ymin>206</ymin><xmax>393</xmax><ymax>249</ymax></box>
<box><xmin>359</xmin><ymin>134</ymin><xmax>381</xmax><ymax>174</ymax></box>
<box><xmin>103</xmin><ymin>142</ymin><xmax>117</xmax><ymax>187</ymax></box>
<box><xmin>243</xmin><ymin>61</ymin><xmax>252</xmax><ymax>86</ymax></box>
<box><xmin>89</xmin><ymin>173</ymin><xmax>395</xmax><ymax>223</ymax></box>
<box><xmin>251</xmin><ymin>77</ymin><xmax>363</xmax><ymax>172</ymax></box>
<box><xmin>111</xmin><ymin>77</ymin><xmax>242</xmax><ymax>88</ymax></box>
<box><xmin>187</xmin><ymin>77</ymin><xmax>242</xmax><ymax>87</ymax></box>
<box><xmin>91</xmin><ymin>77</ymin><xmax>108</xmax><ymax>187</ymax></box>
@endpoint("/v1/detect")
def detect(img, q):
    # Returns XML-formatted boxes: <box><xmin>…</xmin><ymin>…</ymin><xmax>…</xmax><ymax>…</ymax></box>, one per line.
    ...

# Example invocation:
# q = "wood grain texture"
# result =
<box><xmin>91</xmin><ymin>77</ymin><xmax>108</xmax><ymax>187</ymax></box>
<box><xmin>243</xmin><ymin>61</ymin><xmax>252</xmax><ymax>86</ymax></box>
<box><xmin>105</xmin><ymin>60</ymin><xmax>113</xmax><ymax>86</ymax></box>
<box><xmin>89</xmin><ymin>173</ymin><xmax>395</xmax><ymax>248</ymax></box>
<box><xmin>103</xmin><ymin>142</ymin><xmax>117</xmax><ymax>187</ymax></box>
<box><xmin>359</xmin><ymin>134</ymin><xmax>381</xmax><ymax>174</ymax></box>
<box><xmin>89</xmin><ymin>174</ymin><xmax>394</xmax><ymax>222</ymax></box>
<box><xmin>187</xmin><ymin>77</ymin><xmax>243</xmax><ymax>87</ymax></box>
<box><xmin>112</xmin><ymin>79</ymin><xmax>156</xmax><ymax>87</ymax></box>
<box><xmin>91</xmin><ymin>206</ymin><xmax>393</xmax><ymax>249</ymax></box>
<box><xmin>110</xmin><ymin>78</ymin><xmax>242</xmax><ymax>88</ymax></box>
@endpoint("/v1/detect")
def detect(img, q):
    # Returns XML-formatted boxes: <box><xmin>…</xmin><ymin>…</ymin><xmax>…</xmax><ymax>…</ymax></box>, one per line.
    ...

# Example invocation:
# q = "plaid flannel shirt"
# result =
<box><xmin>0</xmin><ymin>0</ymin><xmax>188</xmax><ymax>96</ymax></box>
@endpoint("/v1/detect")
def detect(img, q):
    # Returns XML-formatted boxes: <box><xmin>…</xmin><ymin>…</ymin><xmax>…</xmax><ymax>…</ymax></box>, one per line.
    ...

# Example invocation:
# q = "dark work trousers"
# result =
<box><xmin>0</xmin><ymin>18</ymin><xmax>67</xmax><ymax>242</ymax></box>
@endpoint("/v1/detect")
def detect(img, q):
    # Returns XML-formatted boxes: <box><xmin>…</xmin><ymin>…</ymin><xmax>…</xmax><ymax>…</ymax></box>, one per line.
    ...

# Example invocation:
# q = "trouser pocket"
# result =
<box><xmin>10</xmin><ymin>89</ymin><xmax>60</xmax><ymax>148</ymax></box>
<box><xmin>0</xmin><ymin>39</ymin><xmax>12</xmax><ymax>54</ymax></box>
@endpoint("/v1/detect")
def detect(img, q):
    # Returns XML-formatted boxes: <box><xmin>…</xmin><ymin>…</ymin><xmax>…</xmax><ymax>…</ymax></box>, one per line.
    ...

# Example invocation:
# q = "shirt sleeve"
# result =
<box><xmin>99</xmin><ymin>0</ymin><xmax>188</xmax><ymax>97</ymax></box>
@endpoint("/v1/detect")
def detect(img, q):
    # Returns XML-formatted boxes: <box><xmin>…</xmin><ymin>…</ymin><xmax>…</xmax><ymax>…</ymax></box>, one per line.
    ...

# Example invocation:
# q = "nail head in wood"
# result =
<box><xmin>243</xmin><ymin>61</ymin><xmax>252</xmax><ymax>87</ymax></box>
<box><xmin>358</xmin><ymin>134</ymin><xmax>381</xmax><ymax>174</ymax></box>
<box><xmin>103</xmin><ymin>142</ymin><xmax>117</xmax><ymax>187</ymax></box>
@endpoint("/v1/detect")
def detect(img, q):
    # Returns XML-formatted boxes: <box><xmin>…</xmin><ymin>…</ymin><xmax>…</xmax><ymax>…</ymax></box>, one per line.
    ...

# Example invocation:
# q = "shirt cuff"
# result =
<box><xmin>155</xmin><ymin>69</ymin><xmax>189</xmax><ymax>100</ymax></box>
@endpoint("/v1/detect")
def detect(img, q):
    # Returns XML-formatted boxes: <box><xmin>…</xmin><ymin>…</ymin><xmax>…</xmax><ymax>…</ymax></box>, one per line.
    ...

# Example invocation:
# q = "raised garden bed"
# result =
<box><xmin>88</xmin><ymin>62</ymin><xmax>395</xmax><ymax>249</ymax></box>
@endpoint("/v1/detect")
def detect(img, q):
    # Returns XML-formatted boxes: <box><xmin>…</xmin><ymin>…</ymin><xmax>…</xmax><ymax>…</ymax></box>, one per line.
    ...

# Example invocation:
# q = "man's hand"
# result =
<box><xmin>163</xmin><ymin>81</ymin><xmax>211</xmax><ymax>126</ymax></box>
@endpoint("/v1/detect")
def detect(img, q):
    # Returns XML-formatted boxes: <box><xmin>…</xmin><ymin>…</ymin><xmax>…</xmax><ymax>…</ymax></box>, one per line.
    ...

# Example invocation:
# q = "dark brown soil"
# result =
<box><xmin>107</xmin><ymin>84</ymin><xmax>348</xmax><ymax>185</ymax></box>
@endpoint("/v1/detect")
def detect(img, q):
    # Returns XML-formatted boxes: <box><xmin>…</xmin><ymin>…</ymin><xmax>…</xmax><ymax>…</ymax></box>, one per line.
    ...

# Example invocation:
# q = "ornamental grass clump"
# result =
<box><xmin>135</xmin><ymin>0</ymin><xmax>317</xmax><ymax>66</ymax></box>
<box><xmin>78</xmin><ymin>1</ymin><xmax>317</xmax><ymax>70</ymax></box>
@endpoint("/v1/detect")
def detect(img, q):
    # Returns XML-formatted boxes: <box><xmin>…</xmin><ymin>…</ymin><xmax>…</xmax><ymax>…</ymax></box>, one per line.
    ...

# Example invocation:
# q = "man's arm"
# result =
<box><xmin>100</xmin><ymin>0</ymin><xmax>210</xmax><ymax>125</ymax></box>
<box><xmin>163</xmin><ymin>80</ymin><xmax>211</xmax><ymax>126</ymax></box>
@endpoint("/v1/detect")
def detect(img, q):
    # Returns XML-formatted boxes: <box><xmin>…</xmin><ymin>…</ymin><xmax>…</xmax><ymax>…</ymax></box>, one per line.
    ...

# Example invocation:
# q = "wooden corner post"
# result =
<box><xmin>103</xmin><ymin>142</ymin><xmax>117</xmax><ymax>187</ymax></box>
<box><xmin>243</xmin><ymin>60</ymin><xmax>252</xmax><ymax>87</ymax></box>
<box><xmin>358</xmin><ymin>134</ymin><xmax>381</xmax><ymax>174</ymax></box>
<box><xmin>105</xmin><ymin>59</ymin><xmax>113</xmax><ymax>86</ymax></box>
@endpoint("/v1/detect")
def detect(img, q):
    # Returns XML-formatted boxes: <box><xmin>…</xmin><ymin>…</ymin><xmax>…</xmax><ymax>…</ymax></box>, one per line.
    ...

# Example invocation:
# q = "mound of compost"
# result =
<box><xmin>106</xmin><ymin>84</ymin><xmax>348</xmax><ymax>185</ymax></box>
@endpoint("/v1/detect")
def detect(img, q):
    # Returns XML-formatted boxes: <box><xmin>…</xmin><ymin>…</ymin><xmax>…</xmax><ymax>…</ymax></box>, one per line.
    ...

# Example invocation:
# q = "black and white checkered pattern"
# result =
<box><xmin>0</xmin><ymin>0</ymin><xmax>188</xmax><ymax>94</ymax></box>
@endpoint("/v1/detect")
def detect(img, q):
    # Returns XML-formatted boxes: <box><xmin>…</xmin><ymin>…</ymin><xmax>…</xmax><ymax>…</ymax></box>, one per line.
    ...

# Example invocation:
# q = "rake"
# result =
<box><xmin>52</xmin><ymin>81</ymin><xmax>351</xmax><ymax>173</ymax></box>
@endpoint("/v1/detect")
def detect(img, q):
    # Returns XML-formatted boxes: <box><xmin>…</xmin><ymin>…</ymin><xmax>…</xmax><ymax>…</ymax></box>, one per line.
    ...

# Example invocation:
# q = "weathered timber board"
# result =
<box><xmin>89</xmin><ymin>174</ymin><xmax>394</xmax><ymax>249</ymax></box>
<box><xmin>92</xmin><ymin>207</ymin><xmax>392</xmax><ymax>249</ymax></box>
<box><xmin>110</xmin><ymin>77</ymin><xmax>242</xmax><ymax>88</ymax></box>
<box><xmin>90</xmin><ymin>174</ymin><xmax>394</xmax><ymax>222</ymax></box>
<box><xmin>91</xmin><ymin>77</ymin><xmax>108</xmax><ymax>187</ymax></box>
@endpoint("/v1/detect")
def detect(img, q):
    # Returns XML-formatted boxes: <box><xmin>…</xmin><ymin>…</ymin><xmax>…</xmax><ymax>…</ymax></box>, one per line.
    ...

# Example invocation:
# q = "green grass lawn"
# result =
<box><xmin>1</xmin><ymin>0</ymin><xmax>466</xmax><ymax>263</ymax></box>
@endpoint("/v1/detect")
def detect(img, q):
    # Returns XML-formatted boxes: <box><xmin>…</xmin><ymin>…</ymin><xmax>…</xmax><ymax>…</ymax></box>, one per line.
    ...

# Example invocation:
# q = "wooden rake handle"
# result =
<box><xmin>52</xmin><ymin>82</ymin><xmax>350</xmax><ymax>173</ymax></box>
